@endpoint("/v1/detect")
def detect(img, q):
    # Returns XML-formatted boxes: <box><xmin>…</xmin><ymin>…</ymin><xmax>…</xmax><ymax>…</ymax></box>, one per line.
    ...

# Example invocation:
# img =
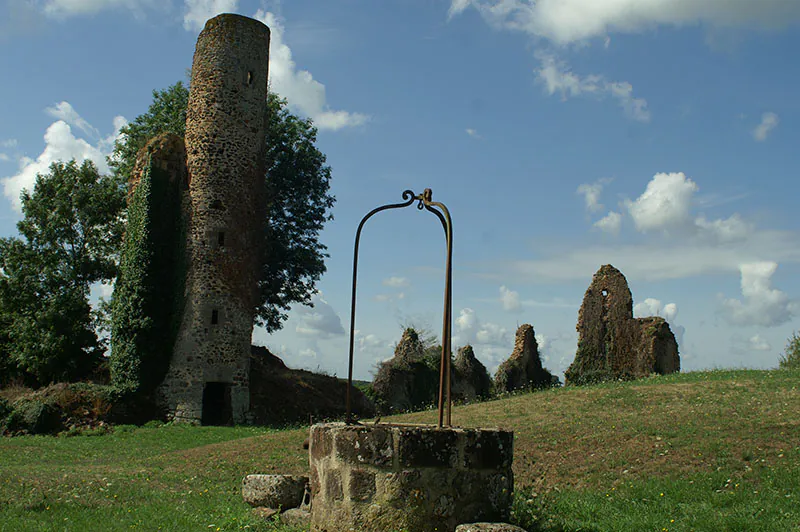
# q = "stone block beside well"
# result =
<box><xmin>309</xmin><ymin>422</ymin><xmax>514</xmax><ymax>532</ymax></box>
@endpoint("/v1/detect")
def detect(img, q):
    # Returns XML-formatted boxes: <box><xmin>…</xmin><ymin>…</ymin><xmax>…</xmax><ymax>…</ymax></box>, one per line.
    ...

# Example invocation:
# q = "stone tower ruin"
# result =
<box><xmin>565</xmin><ymin>264</ymin><xmax>680</xmax><ymax>384</ymax></box>
<box><xmin>158</xmin><ymin>14</ymin><xmax>271</xmax><ymax>424</ymax></box>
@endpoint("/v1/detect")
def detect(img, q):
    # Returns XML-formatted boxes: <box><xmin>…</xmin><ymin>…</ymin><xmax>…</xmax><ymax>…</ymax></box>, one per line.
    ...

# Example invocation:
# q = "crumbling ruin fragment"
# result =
<box><xmin>565</xmin><ymin>264</ymin><xmax>680</xmax><ymax>384</ymax></box>
<box><xmin>371</xmin><ymin>329</ymin><xmax>439</xmax><ymax>414</ymax></box>
<box><xmin>452</xmin><ymin>345</ymin><xmax>492</xmax><ymax>401</ymax></box>
<box><xmin>494</xmin><ymin>324</ymin><xmax>555</xmax><ymax>393</ymax></box>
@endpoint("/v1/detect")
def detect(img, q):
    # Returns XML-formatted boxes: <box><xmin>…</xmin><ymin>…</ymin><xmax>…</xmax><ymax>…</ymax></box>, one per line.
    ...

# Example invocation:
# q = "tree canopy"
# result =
<box><xmin>0</xmin><ymin>160</ymin><xmax>125</xmax><ymax>385</ymax></box>
<box><xmin>0</xmin><ymin>81</ymin><xmax>334</xmax><ymax>388</ymax></box>
<box><xmin>111</xmin><ymin>82</ymin><xmax>334</xmax><ymax>332</ymax></box>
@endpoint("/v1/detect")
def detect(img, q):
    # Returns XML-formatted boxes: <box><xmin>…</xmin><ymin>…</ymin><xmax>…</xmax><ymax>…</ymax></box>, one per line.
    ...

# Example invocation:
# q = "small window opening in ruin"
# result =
<box><xmin>211</xmin><ymin>309</ymin><xmax>219</xmax><ymax>325</ymax></box>
<box><xmin>601</xmin><ymin>289</ymin><xmax>609</xmax><ymax>297</ymax></box>
<box><xmin>201</xmin><ymin>382</ymin><xmax>232</xmax><ymax>426</ymax></box>
<box><xmin>247</xmin><ymin>71</ymin><xmax>254</xmax><ymax>86</ymax></box>
<box><xmin>218</xmin><ymin>232</ymin><xmax>225</xmax><ymax>247</ymax></box>
<box><xmin>210</xmin><ymin>199</ymin><xmax>224</xmax><ymax>210</ymax></box>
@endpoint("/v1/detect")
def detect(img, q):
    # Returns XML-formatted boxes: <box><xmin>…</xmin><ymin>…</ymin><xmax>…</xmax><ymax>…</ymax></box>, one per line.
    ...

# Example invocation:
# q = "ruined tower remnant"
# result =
<box><xmin>494</xmin><ymin>324</ymin><xmax>556</xmax><ymax>393</ymax></box>
<box><xmin>452</xmin><ymin>345</ymin><xmax>492</xmax><ymax>401</ymax></box>
<box><xmin>565</xmin><ymin>264</ymin><xmax>680</xmax><ymax>384</ymax></box>
<box><xmin>158</xmin><ymin>14</ymin><xmax>270</xmax><ymax>423</ymax></box>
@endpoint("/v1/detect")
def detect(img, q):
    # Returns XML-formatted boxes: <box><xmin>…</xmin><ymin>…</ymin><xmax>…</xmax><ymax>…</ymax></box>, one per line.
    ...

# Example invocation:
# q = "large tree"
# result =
<box><xmin>110</xmin><ymin>82</ymin><xmax>334</xmax><ymax>332</ymax></box>
<box><xmin>0</xmin><ymin>160</ymin><xmax>125</xmax><ymax>385</ymax></box>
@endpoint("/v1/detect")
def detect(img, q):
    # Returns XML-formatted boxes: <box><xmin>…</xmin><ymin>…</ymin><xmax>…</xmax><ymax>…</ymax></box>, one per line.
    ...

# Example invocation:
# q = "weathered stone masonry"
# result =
<box><xmin>309</xmin><ymin>423</ymin><xmax>514</xmax><ymax>532</ymax></box>
<box><xmin>565</xmin><ymin>264</ymin><xmax>680</xmax><ymax>384</ymax></box>
<box><xmin>158</xmin><ymin>14</ymin><xmax>271</xmax><ymax>423</ymax></box>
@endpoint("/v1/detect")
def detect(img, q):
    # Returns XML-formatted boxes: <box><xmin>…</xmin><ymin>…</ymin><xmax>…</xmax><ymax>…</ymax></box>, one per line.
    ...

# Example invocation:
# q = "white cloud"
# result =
<box><xmin>253</xmin><ymin>10</ymin><xmax>369</xmax><ymax>131</ymax></box>
<box><xmin>295</xmin><ymin>292</ymin><xmax>346</xmax><ymax>339</ymax></box>
<box><xmin>502</xmin><ymin>228</ymin><xmax>800</xmax><ymax>283</ymax></box>
<box><xmin>625</xmin><ymin>172</ymin><xmax>697</xmax><ymax>233</ymax></box>
<box><xmin>576</xmin><ymin>177</ymin><xmax>611</xmax><ymax>213</ymax></box>
<box><xmin>499</xmin><ymin>285</ymin><xmax>521</xmax><ymax>312</ymax></box>
<box><xmin>355</xmin><ymin>331</ymin><xmax>386</xmax><ymax>353</ymax></box>
<box><xmin>46</xmin><ymin>101</ymin><xmax>99</xmax><ymax>138</ymax></box>
<box><xmin>449</xmin><ymin>0</ymin><xmax>800</xmax><ymax>46</ymax></box>
<box><xmin>0</xmin><ymin>154</ymin><xmax>9</xmax><ymax>162</ymax></box>
<box><xmin>40</xmin><ymin>0</ymin><xmax>160</xmax><ymax>19</ymax></box>
<box><xmin>694</xmin><ymin>214</ymin><xmax>753</xmax><ymax>243</ymax></box>
<box><xmin>298</xmin><ymin>347</ymin><xmax>317</xmax><ymax>359</ymax></box>
<box><xmin>383</xmin><ymin>276</ymin><xmax>410</xmax><ymax>288</ymax></box>
<box><xmin>619</xmin><ymin>172</ymin><xmax>754</xmax><ymax>243</ymax></box>
<box><xmin>633</xmin><ymin>297</ymin><xmax>665</xmax><ymax>319</ymax></box>
<box><xmin>374</xmin><ymin>292</ymin><xmax>405</xmax><ymax>303</ymax></box>
<box><xmin>662</xmin><ymin>303</ymin><xmax>678</xmax><ymax>323</ymax></box>
<box><xmin>749</xmin><ymin>334</ymin><xmax>772</xmax><ymax>352</ymax></box>
<box><xmin>448</xmin><ymin>0</ymin><xmax>472</xmax><ymax>20</ymax></box>
<box><xmin>721</xmin><ymin>262</ymin><xmax>797</xmax><ymax>327</ymax></box>
<box><xmin>634</xmin><ymin>298</ymin><xmax>679</xmax><ymax>323</ymax></box>
<box><xmin>2</xmin><ymin>105</ymin><xmax>126</xmax><ymax>211</ymax></box>
<box><xmin>536</xmin><ymin>52</ymin><xmax>649</xmax><ymax>122</ymax></box>
<box><xmin>633</xmin><ymin>297</ymin><xmax>673</xmax><ymax>322</ymax></box>
<box><xmin>752</xmin><ymin>112</ymin><xmax>779</xmax><ymax>142</ymax></box>
<box><xmin>455</xmin><ymin>308</ymin><xmax>509</xmax><ymax>347</ymax></box>
<box><xmin>466</xmin><ymin>128</ymin><xmax>482</xmax><ymax>139</ymax></box>
<box><xmin>1</xmin><ymin>140</ymin><xmax>17</xmax><ymax>148</ymax></box>
<box><xmin>183</xmin><ymin>0</ymin><xmax>238</xmax><ymax>32</ymax></box>
<box><xmin>594</xmin><ymin>211</ymin><xmax>622</xmax><ymax>235</ymax></box>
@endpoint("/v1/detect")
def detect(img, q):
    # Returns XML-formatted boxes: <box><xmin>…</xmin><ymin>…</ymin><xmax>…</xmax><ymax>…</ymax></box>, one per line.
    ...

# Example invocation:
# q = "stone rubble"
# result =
<box><xmin>241</xmin><ymin>474</ymin><xmax>308</xmax><ymax>510</ymax></box>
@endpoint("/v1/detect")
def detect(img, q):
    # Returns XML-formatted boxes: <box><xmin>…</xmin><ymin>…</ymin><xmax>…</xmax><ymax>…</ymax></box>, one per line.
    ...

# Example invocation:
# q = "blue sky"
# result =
<box><xmin>1</xmin><ymin>0</ymin><xmax>799</xmax><ymax>381</ymax></box>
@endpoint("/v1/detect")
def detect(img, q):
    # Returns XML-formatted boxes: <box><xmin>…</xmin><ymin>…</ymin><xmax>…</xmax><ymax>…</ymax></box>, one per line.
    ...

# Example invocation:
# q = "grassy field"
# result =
<box><xmin>1</xmin><ymin>369</ymin><xmax>798</xmax><ymax>531</ymax></box>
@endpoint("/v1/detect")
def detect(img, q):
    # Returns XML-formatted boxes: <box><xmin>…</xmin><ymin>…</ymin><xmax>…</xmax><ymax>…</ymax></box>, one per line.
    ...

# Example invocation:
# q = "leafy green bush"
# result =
<box><xmin>779</xmin><ymin>331</ymin><xmax>800</xmax><ymax>369</ymax></box>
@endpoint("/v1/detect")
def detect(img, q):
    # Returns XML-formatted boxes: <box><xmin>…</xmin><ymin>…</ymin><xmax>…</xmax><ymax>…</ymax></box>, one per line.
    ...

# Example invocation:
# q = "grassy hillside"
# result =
<box><xmin>0</xmin><ymin>369</ymin><xmax>798</xmax><ymax>531</ymax></box>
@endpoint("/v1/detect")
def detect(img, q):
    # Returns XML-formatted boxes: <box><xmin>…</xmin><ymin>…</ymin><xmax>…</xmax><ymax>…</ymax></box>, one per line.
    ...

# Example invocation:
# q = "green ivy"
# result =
<box><xmin>109</xmin><ymin>151</ymin><xmax>187</xmax><ymax>396</ymax></box>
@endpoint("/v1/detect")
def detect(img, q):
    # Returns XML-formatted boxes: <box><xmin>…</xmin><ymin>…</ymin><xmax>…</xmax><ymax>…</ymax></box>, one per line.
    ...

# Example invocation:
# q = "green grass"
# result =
<box><xmin>1</xmin><ymin>369</ymin><xmax>799</xmax><ymax>531</ymax></box>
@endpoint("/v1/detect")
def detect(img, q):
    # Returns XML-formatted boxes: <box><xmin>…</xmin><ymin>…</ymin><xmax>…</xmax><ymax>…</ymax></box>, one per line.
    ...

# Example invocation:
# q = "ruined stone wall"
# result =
<box><xmin>452</xmin><ymin>345</ymin><xmax>492</xmax><ymax>401</ymax></box>
<box><xmin>372</xmin><ymin>329</ymin><xmax>438</xmax><ymax>414</ymax></box>
<box><xmin>638</xmin><ymin>317</ymin><xmax>680</xmax><ymax>375</ymax></box>
<box><xmin>566</xmin><ymin>265</ymin><xmax>680</xmax><ymax>384</ymax></box>
<box><xmin>159</xmin><ymin>14</ymin><xmax>270</xmax><ymax>423</ymax></box>
<box><xmin>494</xmin><ymin>324</ymin><xmax>555</xmax><ymax>393</ymax></box>
<box><xmin>110</xmin><ymin>133</ymin><xmax>188</xmax><ymax>396</ymax></box>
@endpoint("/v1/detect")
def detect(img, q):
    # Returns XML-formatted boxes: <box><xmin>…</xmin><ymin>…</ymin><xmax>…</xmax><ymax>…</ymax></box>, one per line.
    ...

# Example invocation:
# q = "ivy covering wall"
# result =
<box><xmin>110</xmin><ymin>149</ymin><xmax>187</xmax><ymax>396</ymax></box>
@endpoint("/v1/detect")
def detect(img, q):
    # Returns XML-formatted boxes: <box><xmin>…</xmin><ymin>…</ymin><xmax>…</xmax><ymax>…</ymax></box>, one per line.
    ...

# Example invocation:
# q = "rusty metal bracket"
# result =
<box><xmin>345</xmin><ymin>189</ymin><xmax>454</xmax><ymax>427</ymax></box>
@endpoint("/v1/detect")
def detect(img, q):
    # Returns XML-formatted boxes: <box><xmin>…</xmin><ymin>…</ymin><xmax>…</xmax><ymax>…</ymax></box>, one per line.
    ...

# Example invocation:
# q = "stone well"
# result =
<box><xmin>309</xmin><ymin>422</ymin><xmax>514</xmax><ymax>532</ymax></box>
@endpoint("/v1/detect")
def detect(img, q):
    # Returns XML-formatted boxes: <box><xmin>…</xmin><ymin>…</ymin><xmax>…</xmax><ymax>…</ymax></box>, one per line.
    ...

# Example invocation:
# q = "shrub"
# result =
<box><xmin>5</xmin><ymin>398</ymin><xmax>63</xmax><ymax>435</ymax></box>
<box><xmin>0</xmin><ymin>396</ymin><xmax>11</xmax><ymax>429</ymax></box>
<box><xmin>779</xmin><ymin>331</ymin><xmax>800</xmax><ymax>370</ymax></box>
<box><xmin>1</xmin><ymin>383</ymin><xmax>116</xmax><ymax>436</ymax></box>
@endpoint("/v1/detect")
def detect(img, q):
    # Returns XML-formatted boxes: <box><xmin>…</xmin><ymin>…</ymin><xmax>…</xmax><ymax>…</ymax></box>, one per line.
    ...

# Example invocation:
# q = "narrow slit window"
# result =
<box><xmin>247</xmin><ymin>71</ymin><xmax>254</xmax><ymax>86</ymax></box>
<box><xmin>211</xmin><ymin>309</ymin><xmax>219</xmax><ymax>325</ymax></box>
<box><xmin>218</xmin><ymin>232</ymin><xmax>225</xmax><ymax>247</ymax></box>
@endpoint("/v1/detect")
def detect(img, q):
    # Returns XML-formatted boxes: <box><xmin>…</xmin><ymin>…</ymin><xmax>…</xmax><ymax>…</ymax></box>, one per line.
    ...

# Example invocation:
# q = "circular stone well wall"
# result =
<box><xmin>309</xmin><ymin>423</ymin><xmax>514</xmax><ymax>532</ymax></box>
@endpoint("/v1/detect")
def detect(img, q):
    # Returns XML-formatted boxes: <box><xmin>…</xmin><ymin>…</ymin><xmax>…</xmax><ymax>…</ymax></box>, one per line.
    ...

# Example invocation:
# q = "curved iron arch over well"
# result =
<box><xmin>346</xmin><ymin>189</ymin><xmax>454</xmax><ymax>427</ymax></box>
